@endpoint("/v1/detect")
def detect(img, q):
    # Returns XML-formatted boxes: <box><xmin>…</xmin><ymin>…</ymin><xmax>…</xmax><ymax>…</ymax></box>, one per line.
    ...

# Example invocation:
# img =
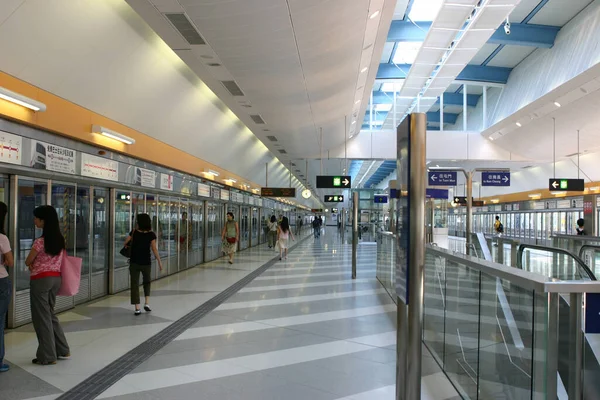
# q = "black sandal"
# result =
<box><xmin>32</xmin><ymin>359</ymin><xmax>56</xmax><ymax>366</ymax></box>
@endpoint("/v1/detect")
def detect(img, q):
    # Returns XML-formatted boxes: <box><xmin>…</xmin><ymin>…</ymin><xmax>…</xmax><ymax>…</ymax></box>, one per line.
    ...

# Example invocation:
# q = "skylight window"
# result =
<box><xmin>374</xmin><ymin>104</ymin><xmax>393</xmax><ymax>112</ymax></box>
<box><xmin>408</xmin><ymin>0</ymin><xmax>444</xmax><ymax>22</ymax></box>
<box><xmin>380</xmin><ymin>80</ymin><xmax>404</xmax><ymax>92</ymax></box>
<box><xmin>392</xmin><ymin>42</ymin><xmax>422</xmax><ymax>64</ymax></box>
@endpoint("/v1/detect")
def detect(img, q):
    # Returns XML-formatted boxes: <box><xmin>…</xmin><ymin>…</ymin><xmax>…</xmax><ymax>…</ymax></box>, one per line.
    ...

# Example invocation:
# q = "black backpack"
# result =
<box><xmin>497</xmin><ymin>223</ymin><xmax>504</xmax><ymax>233</ymax></box>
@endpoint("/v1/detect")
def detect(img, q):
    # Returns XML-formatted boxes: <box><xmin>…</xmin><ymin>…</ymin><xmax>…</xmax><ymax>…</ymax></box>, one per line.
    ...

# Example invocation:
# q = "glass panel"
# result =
<box><xmin>114</xmin><ymin>191</ymin><xmax>131</xmax><ymax>271</ymax></box>
<box><xmin>52</xmin><ymin>183</ymin><xmax>76</xmax><ymax>254</ymax></box>
<box><xmin>251</xmin><ymin>207</ymin><xmax>259</xmax><ymax>245</ymax></box>
<box><xmin>92</xmin><ymin>188</ymin><xmax>109</xmax><ymax>274</ymax></box>
<box><xmin>520</xmin><ymin>247</ymin><xmax>591</xmax><ymax>280</ymax></box>
<box><xmin>16</xmin><ymin>179</ymin><xmax>47</xmax><ymax>291</ymax></box>
<box><xmin>189</xmin><ymin>201</ymin><xmax>203</xmax><ymax>266</ymax></box>
<box><xmin>240</xmin><ymin>206</ymin><xmax>249</xmax><ymax>250</ymax></box>
<box><xmin>157</xmin><ymin>196</ymin><xmax>170</xmax><ymax>262</ymax></box>
<box><xmin>478</xmin><ymin>273</ymin><xmax>535</xmax><ymax>399</ymax></box>
<box><xmin>169</xmin><ymin>198</ymin><xmax>178</xmax><ymax>273</ymax></box>
<box><xmin>423</xmin><ymin>251</ymin><xmax>445</xmax><ymax>364</ymax></box>
<box><xmin>132</xmin><ymin>192</ymin><xmax>145</xmax><ymax>224</ymax></box>
<box><xmin>177</xmin><ymin>200</ymin><xmax>189</xmax><ymax>270</ymax></box>
<box><xmin>75</xmin><ymin>186</ymin><xmax>91</xmax><ymax>276</ymax></box>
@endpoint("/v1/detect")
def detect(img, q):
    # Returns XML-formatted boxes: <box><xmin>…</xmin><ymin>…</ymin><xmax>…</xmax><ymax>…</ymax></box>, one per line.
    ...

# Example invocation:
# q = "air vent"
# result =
<box><xmin>221</xmin><ymin>81</ymin><xmax>244</xmax><ymax>96</ymax></box>
<box><xmin>266</xmin><ymin>136</ymin><xmax>278</xmax><ymax>142</ymax></box>
<box><xmin>207</xmin><ymin>63</ymin><xmax>221</xmax><ymax>67</ymax></box>
<box><xmin>164</xmin><ymin>13</ymin><xmax>206</xmax><ymax>45</ymax></box>
<box><xmin>278</xmin><ymin>149</ymin><xmax>287</xmax><ymax>154</ymax></box>
<box><xmin>522</xmin><ymin>165</ymin><xmax>534</xmax><ymax>169</ymax></box>
<box><xmin>250</xmin><ymin>114</ymin><xmax>266</xmax><ymax>124</ymax></box>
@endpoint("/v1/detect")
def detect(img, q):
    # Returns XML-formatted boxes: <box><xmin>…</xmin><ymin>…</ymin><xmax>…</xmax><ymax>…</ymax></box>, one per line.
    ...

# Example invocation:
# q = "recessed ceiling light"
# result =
<box><xmin>554</xmin><ymin>101</ymin><xmax>561</xmax><ymax>107</ymax></box>
<box><xmin>355</xmin><ymin>100</ymin><xmax>361</xmax><ymax>104</ymax></box>
<box><xmin>516</xmin><ymin>122</ymin><xmax>522</xmax><ymax>127</ymax></box>
<box><xmin>351</xmin><ymin>121</ymin><xmax>356</xmax><ymax>124</ymax></box>
<box><xmin>369</xmin><ymin>10</ymin><xmax>380</xmax><ymax>19</ymax></box>
<box><xmin>361</xmin><ymin>67</ymin><xmax>368</xmax><ymax>73</ymax></box>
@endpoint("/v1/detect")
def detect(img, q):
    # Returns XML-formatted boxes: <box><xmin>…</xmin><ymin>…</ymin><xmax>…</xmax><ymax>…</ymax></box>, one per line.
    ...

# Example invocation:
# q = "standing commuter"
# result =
<box><xmin>267</xmin><ymin>215</ymin><xmax>278</xmax><ymax>249</ymax></box>
<box><xmin>494</xmin><ymin>216</ymin><xmax>503</xmax><ymax>237</ymax></box>
<box><xmin>25</xmin><ymin>206</ymin><xmax>70</xmax><ymax>365</ymax></box>
<box><xmin>123</xmin><ymin>213</ymin><xmax>163</xmax><ymax>315</ymax></box>
<box><xmin>277</xmin><ymin>217</ymin><xmax>295</xmax><ymax>261</ymax></box>
<box><xmin>312</xmin><ymin>216</ymin><xmax>320</xmax><ymax>238</ymax></box>
<box><xmin>296</xmin><ymin>216</ymin><xmax>302</xmax><ymax>235</ymax></box>
<box><xmin>576</xmin><ymin>218</ymin><xmax>587</xmax><ymax>235</ymax></box>
<box><xmin>221</xmin><ymin>212</ymin><xmax>239</xmax><ymax>264</ymax></box>
<box><xmin>0</xmin><ymin>202</ymin><xmax>14</xmax><ymax>372</ymax></box>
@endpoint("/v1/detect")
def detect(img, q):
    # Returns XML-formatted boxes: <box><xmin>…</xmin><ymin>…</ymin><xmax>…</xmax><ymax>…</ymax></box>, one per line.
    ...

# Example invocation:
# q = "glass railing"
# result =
<box><xmin>517</xmin><ymin>244</ymin><xmax>595</xmax><ymax>281</ymax></box>
<box><xmin>376</xmin><ymin>233</ymin><xmax>600</xmax><ymax>399</ymax></box>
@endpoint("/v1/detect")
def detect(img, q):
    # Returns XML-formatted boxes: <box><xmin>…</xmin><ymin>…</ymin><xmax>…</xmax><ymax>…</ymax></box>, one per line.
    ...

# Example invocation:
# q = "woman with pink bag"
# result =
<box><xmin>25</xmin><ymin>205</ymin><xmax>70</xmax><ymax>366</ymax></box>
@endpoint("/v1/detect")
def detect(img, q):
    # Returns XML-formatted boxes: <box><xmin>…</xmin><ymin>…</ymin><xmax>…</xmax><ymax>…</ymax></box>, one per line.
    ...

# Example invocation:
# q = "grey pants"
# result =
<box><xmin>30</xmin><ymin>277</ymin><xmax>70</xmax><ymax>363</ymax></box>
<box><xmin>267</xmin><ymin>231</ymin><xmax>277</xmax><ymax>247</ymax></box>
<box><xmin>129</xmin><ymin>263</ymin><xmax>151</xmax><ymax>305</ymax></box>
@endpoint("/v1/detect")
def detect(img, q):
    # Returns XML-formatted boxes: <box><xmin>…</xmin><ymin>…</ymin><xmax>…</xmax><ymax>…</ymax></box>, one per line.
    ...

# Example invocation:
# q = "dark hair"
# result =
<box><xmin>270</xmin><ymin>215</ymin><xmax>276</xmax><ymax>223</ymax></box>
<box><xmin>227</xmin><ymin>212</ymin><xmax>234</xmax><ymax>219</ymax></box>
<box><xmin>136</xmin><ymin>213</ymin><xmax>152</xmax><ymax>231</ymax></box>
<box><xmin>280</xmin><ymin>217</ymin><xmax>290</xmax><ymax>233</ymax></box>
<box><xmin>577</xmin><ymin>218</ymin><xmax>585</xmax><ymax>228</ymax></box>
<box><xmin>33</xmin><ymin>205</ymin><xmax>65</xmax><ymax>256</ymax></box>
<box><xmin>495</xmin><ymin>215</ymin><xmax>500</xmax><ymax>220</ymax></box>
<box><xmin>0</xmin><ymin>202</ymin><xmax>7</xmax><ymax>235</ymax></box>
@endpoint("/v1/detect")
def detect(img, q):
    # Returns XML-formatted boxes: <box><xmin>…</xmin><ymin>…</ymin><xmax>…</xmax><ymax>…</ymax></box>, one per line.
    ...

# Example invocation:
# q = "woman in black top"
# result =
<box><xmin>123</xmin><ymin>214</ymin><xmax>163</xmax><ymax>315</ymax></box>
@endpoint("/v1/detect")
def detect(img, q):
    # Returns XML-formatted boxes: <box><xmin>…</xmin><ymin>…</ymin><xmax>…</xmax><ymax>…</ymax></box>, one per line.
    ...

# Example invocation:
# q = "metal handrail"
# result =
<box><xmin>517</xmin><ymin>244</ymin><xmax>596</xmax><ymax>281</ymax></box>
<box><xmin>427</xmin><ymin>245</ymin><xmax>600</xmax><ymax>293</ymax></box>
<box><xmin>579</xmin><ymin>244</ymin><xmax>600</xmax><ymax>261</ymax></box>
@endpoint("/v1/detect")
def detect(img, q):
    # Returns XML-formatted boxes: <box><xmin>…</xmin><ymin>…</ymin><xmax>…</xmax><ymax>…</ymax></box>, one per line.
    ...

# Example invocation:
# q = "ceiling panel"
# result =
<box><xmin>529</xmin><ymin>0</ymin><xmax>594</xmax><ymax>26</ymax></box>
<box><xmin>507</xmin><ymin>0</ymin><xmax>544</xmax><ymax>22</ymax></box>
<box><xmin>469</xmin><ymin>43</ymin><xmax>498</xmax><ymax>65</ymax></box>
<box><xmin>486</xmin><ymin>45</ymin><xmax>536</xmax><ymax>68</ymax></box>
<box><xmin>381</xmin><ymin>42</ymin><xmax>395</xmax><ymax>63</ymax></box>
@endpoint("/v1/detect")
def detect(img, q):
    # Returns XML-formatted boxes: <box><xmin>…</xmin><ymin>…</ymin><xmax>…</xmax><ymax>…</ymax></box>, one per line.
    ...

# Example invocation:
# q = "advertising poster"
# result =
<box><xmin>0</xmin><ymin>130</ymin><xmax>22</xmax><ymax>165</ymax></box>
<box><xmin>198</xmin><ymin>183</ymin><xmax>211</xmax><ymax>197</ymax></box>
<box><xmin>136</xmin><ymin>167</ymin><xmax>156</xmax><ymax>188</ymax></box>
<box><xmin>160</xmin><ymin>173</ymin><xmax>173</xmax><ymax>191</ymax></box>
<box><xmin>81</xmin><ymin>153</ymin><xmax>119</xmax><ymax>181</ymax></box>
<box><xmin>30</xmin><ymin>140</ymin><xmax>76</xmax><ymax>174</ymax></box>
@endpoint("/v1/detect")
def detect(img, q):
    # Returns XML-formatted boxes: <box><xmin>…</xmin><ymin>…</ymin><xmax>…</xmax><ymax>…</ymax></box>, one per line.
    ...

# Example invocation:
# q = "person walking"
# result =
<box><xmin>25</xmin><ymin>205</ymin><xmax>70</xmax><ymax>365</ymax></box>
<box><xmin>221</xmin><ymin>212</ymin><xmax>239</xmax><ymax>264</ymax></box>
<box><xmin>0</xmin><ymin>202</ymin><xmax>14</xmax><ymax>372</ymax></box>
<box><xmin>312</xmin><ymin>216</ymin><xmax>320</xmax><ymax>238</ymax></box>
<box><xmin>576</xmin><ymin>218</ymin><xmax>587</xmax><ymax>235</ymax></box>
<box><xmin>267</xmin><ymin>215</ymin><xmax>278</xmax><ymax>249</ymax></box>
<box><xmin>123</xmin><ymin>213</ymin><xmax>163</xmax><ymax>315</ymax></box>
<box><xmin>277</xmin><ymin>217</ymin><xmax>295</xmax><ymax>261</ymax></box>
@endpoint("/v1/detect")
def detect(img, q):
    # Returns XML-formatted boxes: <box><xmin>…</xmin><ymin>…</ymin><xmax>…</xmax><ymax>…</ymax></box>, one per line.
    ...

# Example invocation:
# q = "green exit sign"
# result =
<box><xmin>549</xmin><ymin>178</ymin><xmax>585</xmax><ymax>192</ymax></box>
<box><xmin>333</xmin><ymin>177</ymin><xmax>341</xmax><ymax>187</ymax></box>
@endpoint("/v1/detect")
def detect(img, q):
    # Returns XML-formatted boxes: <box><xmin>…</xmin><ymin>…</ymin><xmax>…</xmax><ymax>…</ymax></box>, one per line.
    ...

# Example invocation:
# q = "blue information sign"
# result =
<box><xmin>374</xmin><ymin>195</ymin><xmax>388</xmax><ymax>204</ymax></box>
<box><xmin>426</xmin><ymin>188</ymin><xmax>449</xmax><ymax>199</ymax></box>
<box><xmin>481</xmin><ymin>172</ymin><xmax>510</xmax><ymax>187</ymax></box>
<box><xmin>428</xmin><ymin>171</ymin><xmax>457</xmax><ymax>186</ymax></box>
<box><xmin>586</xmin><ymin>293</ymin><xmax>600</xmax><ymax>333</ymax></box>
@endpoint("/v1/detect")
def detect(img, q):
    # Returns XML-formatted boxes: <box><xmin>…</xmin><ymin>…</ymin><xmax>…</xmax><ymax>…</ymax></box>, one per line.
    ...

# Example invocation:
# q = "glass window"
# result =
<box><xmin>16</xmin><ymin>179</ymin><xmax>47</xmax><ymax>291</ymax></box>
<box><xmin>157</xmin><ymin>196</ymin><xmax>170</xmax><ymax>260</ymax></box>
<box><xmin>114</xmin><ymin>191</ymin><xmax>131</xmax><ymax>271</ymax></box>
<box><xmin>75</xmin><ymin>186</ymin><xmax>91</xmax><ymax>276</ymax></box>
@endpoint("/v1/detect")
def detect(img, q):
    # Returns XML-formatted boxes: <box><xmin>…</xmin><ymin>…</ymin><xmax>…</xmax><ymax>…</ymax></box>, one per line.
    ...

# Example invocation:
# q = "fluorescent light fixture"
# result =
<box><xmin>554</xmin><ymin>101</ymin><xmax>561</xmax><ymax>107</ymax></box>
<box><xmin>361</xmin><ymin>67</ymin><xmax>368</xmax><ymax>73</ymax></box>
<box><xmin>92</xmin><ymin>125</ymin><xmax>135</xmax><ymax>145</ymax></box>
<box><xmin>528</xmin><ymin>193</ymin><xmax>541</xmax><ymax>198</ymax></box>
<box><xmin>515</xmin><ymin>122</ymin><xmax>522</xmax><ymax>127</ymax></box>
<box><xmin>491</xmin><ymin>199</ymin><xmax>499</xmax><ymax>203</ymax></box>
<box><xmin>355</xmin><ymin>99</ymin><xmax>361</xmax><ymax>104</ymax></box>
<box><xmin>369</xmin><ymin>10</ymin><xmax>380</xmax><ymax>19</ymax></box>
<box><xmin>0</xmin><ymin>87</ymin><xmax>46</xmax><ymax>112</ymax></box>
<box><xmin>392</xmin><ymin>42</ymin><xmax>422</xmax><ymax>64</ymax></box>
<box><xmin>351</xmin><ymin>120</ymin><xmax>356</xmax><ymax>125</ymax></box>
<box><xmin>224</xmin><ymin>178</ymin><xmax>237</xmax><ymax>184</ymax></box>
<box><xmin>590</xmin><ymin>187</ymin><xmax>600</xmax><ymax>191</ymax></box>
<box><xmin>204</xmin><ymin>169</ymin><xmax>220</xmax><ymax>177</ymax></box>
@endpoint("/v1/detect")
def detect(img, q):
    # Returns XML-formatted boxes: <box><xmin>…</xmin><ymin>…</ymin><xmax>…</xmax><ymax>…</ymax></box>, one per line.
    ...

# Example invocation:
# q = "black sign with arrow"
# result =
<box><xmin>324</xmin><ymin>195</ymin><xmax>344</xmax><ymax>203</ymax></box>
<box><xmin>316</xmin><ymin>175</ymin><xmax>351</xmax><ymax>189</ymax></box>
<box><xmin>548</xmin><ymin>178</ymin><xmax>584</xmax><ymax>192</ymax></box>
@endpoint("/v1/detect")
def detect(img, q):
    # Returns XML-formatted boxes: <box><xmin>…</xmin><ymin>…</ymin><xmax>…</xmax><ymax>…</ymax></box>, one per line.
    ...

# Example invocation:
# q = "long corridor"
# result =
<box><xmin>2</xmin><ymin>229</ymin><xmax>458</xmax><ymax>400</ymax></box>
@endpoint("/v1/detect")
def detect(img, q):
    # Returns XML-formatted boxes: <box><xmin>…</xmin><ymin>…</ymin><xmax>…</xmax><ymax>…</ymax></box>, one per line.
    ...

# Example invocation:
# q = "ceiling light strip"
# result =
<box><xmin>0</xmin><ymin>87</ymin><xmax>47</xmax><ymax>112</ymax></box>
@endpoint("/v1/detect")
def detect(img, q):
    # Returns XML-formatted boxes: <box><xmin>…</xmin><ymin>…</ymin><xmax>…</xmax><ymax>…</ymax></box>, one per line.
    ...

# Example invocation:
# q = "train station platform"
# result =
<box><xmin>0</xmin><ymin>228</ymin><xmax>458</xmax><ymax>400</ymax></box>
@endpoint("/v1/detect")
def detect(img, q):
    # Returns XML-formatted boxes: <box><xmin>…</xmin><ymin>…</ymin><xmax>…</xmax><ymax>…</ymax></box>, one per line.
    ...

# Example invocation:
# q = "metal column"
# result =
<box><xmin>352</xmin><ymin>191</ymin><xmax>358</xmax><ymax>279</ymax></box>
<box><xmin>569</xmin><ymin>293</ymin><xmax>583</xmax><ymax>399</ymax></box>
<box><xmin>466</xmin><ymin>171</ymin><xmax>473</xmax><ymax>255</ymax></box>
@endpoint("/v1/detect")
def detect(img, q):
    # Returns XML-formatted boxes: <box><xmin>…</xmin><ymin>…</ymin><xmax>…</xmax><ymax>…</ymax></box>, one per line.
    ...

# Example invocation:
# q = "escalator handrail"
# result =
<box><xmin>579</xmin><ymin>244</ymin><xmax>600</xmax><ymax>261</ymax></box>
<box><xmin>517</xmin><ymin>243</ymin><xmax>596</xmax><ymax>281</ymax></box>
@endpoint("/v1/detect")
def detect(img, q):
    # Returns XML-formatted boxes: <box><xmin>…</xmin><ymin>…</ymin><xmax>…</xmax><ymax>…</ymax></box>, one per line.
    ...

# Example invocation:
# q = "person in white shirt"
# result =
<box><xmin>0</xmin><ymin>202</ymin><xmax>15</xmax><ymax>373</ymax></box>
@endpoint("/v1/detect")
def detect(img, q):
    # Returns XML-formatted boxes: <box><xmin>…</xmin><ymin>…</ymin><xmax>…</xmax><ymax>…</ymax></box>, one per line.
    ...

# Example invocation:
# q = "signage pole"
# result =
<box><xmin>466</xmin><ymin>170</ymin><xmax>473</xmax><ymax>254</ymax></box>
<box><xmin>352</xmin><ymin>191</ymin><xmax>358</xmax><ymax>279</ymax></box>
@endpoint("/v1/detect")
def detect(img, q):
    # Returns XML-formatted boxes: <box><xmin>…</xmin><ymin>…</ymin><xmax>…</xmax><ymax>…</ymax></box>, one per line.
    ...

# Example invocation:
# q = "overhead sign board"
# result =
<box><xmin>453</xmin><ymin>196</ymin><xmax>467</xmax><ymax>205</ymax></box>
<box><xmin>548</xmin><ymin>178</ymin><xmax>585</xmax><ymax>192</ymax></box>
<box><xmin>311</xmin><ymin>208</ymin><xmax>323</xmax><ymax>213</ymax></box>
<box><xmin>482</xmin><ymin>172</ymin><xmax>510</xmax><ymax>187</ymax></box>
<box><xmin>316</xmin><ymin>175</ymin><xmax>351</xmax><ymax>188</ymax></box>
<box><xmin>428</xmin><ymin>171</ymin><xmax>457</xmax><ymax>186</ymax></box>
<box><xmin>426</xmin><ymin>188</ymin><xmax>448</xmax><ymax>199</ymax></box>
<box><xmin>374</xmin><ymin>194</ymin><xmax>388</xmax><ymax>204</ymax></box>
<box><xmin>324</xmin><ymin>195</ymin><xmax>344</xmax><ymax>202</ymax></box>
<box><xmin>261</xmin><ymin>187</ymin><xmax>296</xmax><ymax>197</ymax></box>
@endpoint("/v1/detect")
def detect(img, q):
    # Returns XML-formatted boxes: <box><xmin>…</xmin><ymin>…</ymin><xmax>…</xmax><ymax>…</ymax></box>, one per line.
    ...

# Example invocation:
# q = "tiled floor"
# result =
<box><xmin>1</xmin><ymin>228</ymin><xmax>459</xmax><ymax>400</ymax></box>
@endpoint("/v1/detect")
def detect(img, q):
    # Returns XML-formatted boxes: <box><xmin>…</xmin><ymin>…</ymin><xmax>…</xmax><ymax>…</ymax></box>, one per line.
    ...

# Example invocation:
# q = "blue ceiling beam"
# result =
<box><xmin>387</xmin><ymin>20</ymin><xmax>559</xmax><ymax>48</ymax></box>
<box><xmin>488</xmin><ymin>23</ymin><xmax>560</xmax><ymax>48</ymax></box>
<box><xmin>387</xmin><ymin>21</ymin><xmax>432</xmax><ymax>41</ymax></box>
<box><xmin>372</xmin><ymin>91</ymin><xmax>480</xmax><ymax>107</ymax></box>
<box><xmin>377</xmin><ymin>63</ymin><xmax>512</xmax><ymax>84</ymax></box>
<box><xmin>427</xmin><ymin>112</ymin><xmax>458</xmax><ymax>124</ymax></box>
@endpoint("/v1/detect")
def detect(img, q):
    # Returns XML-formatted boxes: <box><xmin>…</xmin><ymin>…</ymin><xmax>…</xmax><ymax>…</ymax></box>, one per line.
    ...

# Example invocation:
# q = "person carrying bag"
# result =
<box><xmin>221</xmin><ymin>212</ymin><xmax>239</xmax><ymax>264</ymax></box>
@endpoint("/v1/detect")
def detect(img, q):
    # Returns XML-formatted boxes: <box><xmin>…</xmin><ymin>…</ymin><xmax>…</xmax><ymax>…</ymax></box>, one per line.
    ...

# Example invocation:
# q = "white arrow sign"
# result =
<box><xmin>503</xmin><ymin>176</ymin><xmax>509</xmax><ymax>182</ymax></box>
<box><xmin>552</xmin><ymin>181</ymin><xmax>559</xmax><ymax>188</ymax></box>
<box><xmin>431</xmin><ymin>175</ymin><xmax>438</xmax><ymax>181</ymax></box>
<box><xmin>342</xmin><ymin>178</ymin><xmax>350</xmax><ymax>186</ymax></box>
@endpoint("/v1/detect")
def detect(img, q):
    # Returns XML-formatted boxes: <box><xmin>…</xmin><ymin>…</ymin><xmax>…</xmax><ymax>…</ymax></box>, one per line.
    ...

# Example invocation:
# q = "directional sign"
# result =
<box><xmin>453</xmin><ymin>196</ymin><xmax>467</xmax><ymax>205</ymax></box>
<box><xmin>311</xmin><ymin>208</ymin><xmax>323</xmax><ymax>213</ymax></box>
<box><xmin>428</xmin><ymin>171</ymin><xmax>457</xmax><ymax>186</ymax></box>
<box><xmin>260</xmin><ymin>187</ymin><xmax>296</xmax><ymax>197</ymax></box>
<box><xmin>316</xmin><ymin>175</ymin><xmax>351</xmax><ymax>189</ymax></box>
<box><xmin>482</xmin><ymin>172</ymin><xmax>510</xmax><ymax>187</ymax></box>
<box><xmin>374</xmin><ymin>195</ymin><xmax>388</xmax><ymax>204</ymax></box>
<box><xmin>324</xmin><ymin>195</ymin><xmax>344</xmax><ymax>203</ymax></box>
<box><xmin>426</xmin><ymin>188</ymin><xmax>449</xmax><ymax>199</ymax></box>
<box><xmin>548</xmin><ymin>178</ymin><xmax>585</xmax><ymax>192</ymax></box>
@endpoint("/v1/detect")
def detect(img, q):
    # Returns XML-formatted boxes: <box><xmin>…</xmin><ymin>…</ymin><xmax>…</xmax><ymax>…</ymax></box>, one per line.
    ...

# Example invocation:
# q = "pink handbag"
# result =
<box><xmin>58</xmin><ymin>251</ymin><xmax>82</xmax><ymax>296</ymax></box>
